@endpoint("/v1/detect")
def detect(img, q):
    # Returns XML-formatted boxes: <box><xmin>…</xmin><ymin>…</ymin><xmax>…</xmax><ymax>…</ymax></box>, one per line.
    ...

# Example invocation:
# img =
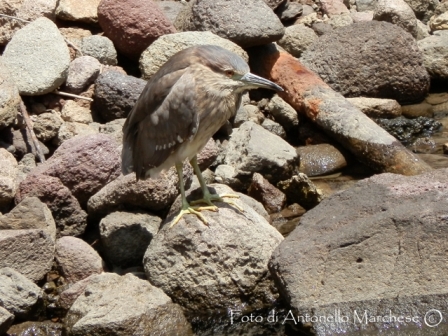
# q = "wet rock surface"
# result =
<box><xmin>375</xmin><ymin>116</ymin><xmax>442</xmax><ymax>143</ymax></box>
<box><xmin>296</xmin><ymin>144</ymin><xmax>347</xmax><ymax>176</ymax></box>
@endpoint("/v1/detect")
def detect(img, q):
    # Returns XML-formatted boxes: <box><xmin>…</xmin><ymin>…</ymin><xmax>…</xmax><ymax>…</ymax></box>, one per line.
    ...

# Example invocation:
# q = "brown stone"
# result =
<box><xmin>248</xmin><ymin>173</ymin><xmax>286</xmax><ymax>214</ymax></box>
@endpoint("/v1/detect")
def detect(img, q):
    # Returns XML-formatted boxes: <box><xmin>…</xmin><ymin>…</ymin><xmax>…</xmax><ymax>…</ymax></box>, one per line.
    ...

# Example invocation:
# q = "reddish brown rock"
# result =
<box><xmin>55</xmin><ymin>236</ymin><xmax>104</xmax><ymax>284</ymax></box>
<box><xmin>97</xmin><ymin>0</ymin><xmax>176</xmax><ymax>59</ymax></box>
<box><xmin>248</xmin><ymin>173</ymin><xmax>286</xmax><ymax>214</ymax></box>
<box><xmin>15</xmin><ymin>174</ymin><xmax>87</xmax><ymax>237</ymax></box>
<box><xmin>28</xmin><ymin>134</ymin><xmax>121</xmax><ymax>206</ymax></box>
<box><xmin>296</xmin><ymin>144</ymin><xmax>347</xmax><ymax>177</ymax></box>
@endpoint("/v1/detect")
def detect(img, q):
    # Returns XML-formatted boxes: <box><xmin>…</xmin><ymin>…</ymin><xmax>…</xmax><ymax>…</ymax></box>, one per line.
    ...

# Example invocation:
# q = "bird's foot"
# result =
<box><xmin>190</xmin><ymin>193</ymin><xmax>244</xmax><ymax>212</ymax></box>
<box><xmin>170</xmin><ymin>204</ymin><xmax>218</xmax><ymax>228</ymax></box>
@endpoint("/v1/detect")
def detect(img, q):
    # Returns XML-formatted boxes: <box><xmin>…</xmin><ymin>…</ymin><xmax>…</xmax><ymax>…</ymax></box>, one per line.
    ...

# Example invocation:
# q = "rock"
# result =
<box><xmin>0</xmin><ymin>60</ymin><xmax>20</xmax><ymax>129</ymax></box>
<box><xmin>32</xmin><ymin>111</ymin><xmax>64</xmax><ymax>142</ymax></box>
<box><xmin>269</xmin><ymin>168</ymin><xmax>448</xmax><ymax>334</ymax></box>
<box><xmin>443</xmin><ymin>143</ymin><xmax>448</xmax><ymax>154</ymax></box>
<box><xmin>223</xmin><ymin>121</ymin><xmax>298</xmax><ymax>187</ymax></box>
<box><xmin>418</xmin><ymin>33</ymin><xmax>448</xmax><ymax>80</ymax></box>
<box><xmin>311</xmin><ymin>21</ymin><xmax>334</xmax><ymax>35</ymax></box>
<box><xmin>59</xmin><ymin>27</ymin><xmax>92</xmax><ymax>52</ymax></box>
<box><xmin>94</xmin><ymin>71</ymin><xmax>146</xmax><ymax>121</ymax></box>
<box><xmin>144</xmin><ymin>183</ymin><xmax>283</xmax><ymax>313</ymax></box>
<box><xmin>65</xmin><ymin>273</ymin><xmax>192</xmax><ymax>335</ymax></box>
<box><xmin>320</xmin><ymin>0</ymin><xmax>349</xmax><ymax>16</ymax></box>
<box><xmin>15</xmin><ymin>174</ymin><xmax>88</xmax><ymax>237</ymax></box>
<box><xmin>373</xmin><ymin>0</ymin><xmax>418</xmax><ymax>37</ymax></box>
<box><xmin>98</xmin><ymin>118</ymin><xmax>124</xmax><ymax>145</ymax></box>
<box><xmin>404</xmin><ymin>0</ymin><xmax>438</xmax><ymax>22</ymax></box>
<box><xmin>196</xmin><ymin>138</ymin><xmax>219</xmax><ymax>171</ymax></box>
<box><xmin>16</xmin><ymin>154</ymin><xmax>36</xmax><ymax>185</ymax></box>
<box><xmin>264</xmin><ymin>0</ymin><xmax>286</xmax><ymax>10</ymax></box>
<box><xmin>98</xmin><ymin>0</ymin><xmax>176</xmax><ymax>60</ymax></box>
<box><xmin>248</xmin><ymin>173</ymin><xmax>286</xmax><ymax>214</ymax></box>
<box><xmin>88</xmin><ymin>165</ymin><xmax>193</xmax><ymax>218</ymax></box>
<box><xmin>416</xmin><ymin>19</ymin><xmax>431</xmax><ymax>40</ymax></box>
<box><xmin>261</xmin><ymin>118</ymin><xmax>287</xmax><ymax>139</ymax></box>
<box><xmin>61</xmin><ymin>101</ymin><xmax>93</xmax><ymax>124</ymax></box>
<box><xmin>425</xmin><ymin>92</ymin><xmax>448</xmax><ymax>105</ymax></box>
<box><xmin>0</xmin><ymin>268</ymin><xmax>42</xmax><ymax>318</ymax></box>
<box><xmin>1</xmin><ymin>127</ymin><xmax>49</xmax><ymax>160</ymax></box>
<box><xmin>276</xmin><ymin>1</ymin><xmax>303</xmax><ymax>22</ymax></box>
<box><xmin>266</xmin><ymin>94</ymin><xmax>299</xmax><ymax>132</ymax></box>
<box><xmin>26</xmin><ymin>134</ymin><xmax>121</xmax><ymax>206</ymax></box>
<box><xmin>277</xmin><ymin>23</ymin><xmax>318</xmax><ymax>58</ymax></box>
<box><xmin>350</xmin><ymin>10</ymin><xmax>374</xmax><ymax>22</ymax></box>
<box><xmin>270</xmin><ymin>203</ymin><xmax>306</xmax><ymax>236</ymax></box>
<box><xmin>56</xmin><ymin>0</ymin><xmax>100</xmax><ymax>23</ymax></box>
<box><xmin>139</xmin><ymin>31</ymin><xmax>248</xmax><ymax>80</ymax></box>
<box><xmin>346</xmin><ymin>97</ymin><xmax>402</xmax><ymax>118</ymax></box>
<box><xmin>65</xmin><ymin>56</ymin><xmax>101</xmax><ymax>94</ymax></box>
<box><xmin>0</xmin><ymin>230</ymin><xmax>54</xmax><ymax>282</ymax></box>
<box><xmin>277</xmin><ymin>174</ymin><xmax>323</xmax><ymax>209</ymax></box>
<box><xmin>357</xmin><ymin>0</ymin><xmax>377</xmax><ymax>11</ymax></box>
<box><xmin>55</xmin><ymin>236</ymin><xmax>104</xmax><ymax>284</ymax></box>
<box><xmin>296</xmin><ymin>144</ymin><xmax>347</xmax><ymax>176</ymax></box>
<box><xmin>157</xmin><ymin>1</ymin><xmax>185</xmax><ymax>24</ymax></box>
<box><xmin>301</xmin><ymin>21</ymin><xmax>430</xmax><ymax>104</ymax></box>
<box><xmin>54</xmin><ymin>121</ymin><xmax>98</xmax><ymax>146</ymax></box>
<box><xmin>375</xmin><ymin>116</ymin><xmax>442</xmax><ymax>142</ymax></box>
<box><xmin>2</xmin><ymin>18</ymin><xmax>70</xmax><ymax>96</ymax></box>
<box><xmin>100</xmin><ymin>211</ymin><xmax>161</xmax><ymax>268</ymax></box>
<box><xmin>214</xmin><ymin>164</ymin><xmax>244</xmax><ymax>191</ymax></box>
<box><xmin>80</xmin><ymin>35</ymin><xmax>117</xmax><ymax>66</ymax></box>
<box><xmin>0</xmin><ymin>197</ymin><xmax>56</xmax><ymax>240</ymax></box>
<box><xmin>0</xmin><ymin>149</ymin><xmax>18</xmax><ymax>209</ymax></box>
<box><xmin>233</xmin><ymin>104</ymin><xmax>265</xmax><ymax>127</ymax></box>
<box><xmin>408</xmin><ymin>137</ymin><xmax>437</xmax><ymax>154</ymax></box>
<box><xmin>0</xmin><ymin>306</ymin><xmax>13</xmax><ymax>335</ymax></box>
<box><xmin>401</xmin><ymin>101</ymin><xmax>433</xmax><ymax>118</ymax></box>
<box><xmin>59</xmin><ymin>276</ymin><xmax>93</xmax><ymax>311</ymax></box>
<box><xmin>0</xmin><ymin>0</ymin><xmax>58</xmax><ymax>46</ymax></box>
<box><xmin>327</xmin><ymin>12</ymin><xmax>354</xmax><ymax>28</ymax></box>
<box><xmin>5</xmin><ymin>321</ymin><xmax>63</xmax><ymax>336</ymax></box>
<box><xmin>174</xmin><ymin>0</ymin><xmax>284</xmax><ymax>48</ymax></box>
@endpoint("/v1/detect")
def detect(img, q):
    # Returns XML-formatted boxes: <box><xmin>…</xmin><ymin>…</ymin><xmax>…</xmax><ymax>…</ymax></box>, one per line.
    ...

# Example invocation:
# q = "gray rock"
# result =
<box><xmin>0</xmin><ymin>268</ymin><xmax>42</xmax><ymax>318</ymax></box>
<box><xmin>61</xmin><ymin>100</ymin><xmax>93</xmax><ymax>124</ymax></box>
<box><xmin>266</xmin><ymin>94</ymin><xmax>299</xmax><ymax>132</ymax></box>
<box><xmin>214</xmin><ymin>164</ymin><xmax>244</xmax><ymax>191</ymax></box>
<box><xmin>0</xmin><ymin>197</ymin><xmax>56</xmax><ymax>240</ymax></box>
<box><xmin>157</xmin><ymin>0</ymin><xmax>186</xmax><ymax>24</ymax></box>
<box><xmin>403</xmin><ymin>0</ymin><xmax>438</xmax><ymax>22</ymax></box>
<box><xmin>65</xmin><ymin>273</ymin><xmax>193</xmax><ymax>336</ymax></box>
<box><xmin>0</xmin><ymin>149</ymin><xmax>18</xmax><ymax>209</ymax></box>
<box><xmin>278</xmin><ymin>24</ymin><xmax>318</xmax><ymax>58</ymax></box>
<box><xmin>346</xmin><ymin>97</ymin><xmax>402</xmax><ymax>118</ymax></box>
<box><xmin>277</xmin><ymin>173</ymin><xmax>323</xmax><ymax>209</ymax></box>
<box><xmin>139</xmin><ymin>31</ymin><xmax>248</xmax><ymax>80</ymax></box>
<box><xmin>5</xmin><ymin>321</ymin><xmax>63</xmax><ymax>335</ymax></box>
<box><xmin>375</xmin><ymin>116</ymin><xmax>441</xmax><ymax>142</ymax></box>
<box><xmin>98</xmin><ymin>118</ymin><xmax>125</xmax><ymax>145</ymax></box>
<box><xmin>0</xmin><ymin>0</ymin><xmax>58</xmax><ymax>46</ymax></box>
<box><xmin>196</xmin><ymin>138</ymin><xmax>219</xmax><ymax>171</ymax></box>
<box><xmin>261</xmin><ymin>118</ymin><xmax>287</xmax><ymax>139</ymax></box>
<box><xmin>80</xmin><ymin>35</ymin><xmax>117</xmax><ymax>66</ymax></box>
<box><xmin>87</xmin><ymin>165</ymin><xmax>193</xmax><ymax>218</ymax></box>
<box><xmin>59</xmin><ymin>27</ymin><xmax>92</xmax><ymax>51</ymax></box>
<box><xmin>58</xmin><ymin>276</ymin><xmax>93</xmax><ymax>311</ymax></box>
<box><xmin>174</xmin><ymin>0</ymin><xmax>284</xmax><ymax>48</ymax></box>
<box><xmin>2</xmin><ymin>18</ymin><xmax>70</xmax><ymax>96</ymax></box>
<box><xmin>224</xmin><ymin>121</ymin><xmax>298</xmax><ymax>187</ymax></box>
<box><xmin>0</xmin><ymin>230</ymin><xmax>54</xmax><ymax>282</ymax></box>
<box><xmin>233</xmin><ymin>104</ymin><xmax>265</xmax><ymax>127</ymax></box>
<box><xmin>301</xmin><ymin>21</ymin><xmax>430</xmax><ymax>104</ymax></box>
<box><xmin>320</xmin><ymin>0</ymin><xmax>349</xmax><ymax>16</ymax></box>
<box><xmin>32</xmin><ymin>111</ymin><xmax>64</xmax><ymax>142</ymax></box>
<box><xmin>144</xmin><ymin>183</ymin><xmax>283</xmax><ymax>313</ymax></box>
<box><xmin>56</xmin><ymin>0</ymin><xmax>100</xmax><ymax>23</ymax></box>
<box><xmin>0</xmin><ymin>60</ymin><xmax>20</xmax><ymax>129</ymax></box>
<box><xmin>54</xmin><ymin>121</ymin><xmax>98</xmax><ymax>146</ymax></box>
<box><xmin>276</xmin><ymin>1</ymin><xmax>303</xmax><ymax>22</ymax></box>
<box><xmin>350</xmin><ymin>10</ymin><xmax>374</xmax><ymax>22</ymax></box>
<box><xmin>296</xmin><ymin>144</ymin><xmax>348</xmax><ymax>176</ymax></box>
<box><xmin>2</xmin><ymin>127</ymin><xmax>49</xmax><ymax>160</ymax></box>
<box><xmin>269</xmin><ymin>168</ymin><xmax>448</xmax><ymax>335</ymax></box>
<box><xmin>0</xmin><ymin>306</ymin><xmax>13</xmax><ymax>335</ymax></box>
<box><xmin>356</xmin><ymin>0</ymin><xmax>376</xmax><ymax>11</ymax></box>
<box><xmin>100</xmin><ymin>211</ymin><xmax>161</xmax><ymax>268</ymax></box>
<box><xmin>416</xmin><ymin>19</ymin><xmax>431</xmax><ymax>40</ymax></box>
<box><xmin>93</xmin><ymin>71</ymin><xmax>146</xmax><ymax>121</ymax></box>
<box><xmin>65</xmin><ymin>56</ymin><xmax>101</xmax><ymax>94</ymax></box>
<box><xmin>326</xmin><ymin>12</ymin><xmax>353</xmax><ymax>28</ymax></box>
<box><xmin>373</xmin><ymin>0</ymin><xmax>418</xmax><ymax>38</ymax></box>
<box><xmin>418</xmin><ymin>33</ymin><xmax>448</xmax><ymax>80</ymax></box>
<box><xmin>55</xmin><ymin>236</ymin><xmax>104</xmax><ymax>284</ymax></box>
<box><xmin>263</xmin><ymin>0</ymin><xmax>286</xmax><ymax>10</ymax></box>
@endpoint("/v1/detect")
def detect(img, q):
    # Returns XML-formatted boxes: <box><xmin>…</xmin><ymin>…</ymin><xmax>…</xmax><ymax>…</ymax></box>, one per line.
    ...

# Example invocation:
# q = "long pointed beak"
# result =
<box><xmin>241</xmin><ymin>73</ymin><xmax>284</xmax><ymax>92</ymax></box>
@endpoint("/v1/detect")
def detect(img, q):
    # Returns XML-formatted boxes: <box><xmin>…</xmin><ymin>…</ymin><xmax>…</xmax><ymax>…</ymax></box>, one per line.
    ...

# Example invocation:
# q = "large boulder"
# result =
<box><xmin>144</xmin><ymin>184</ymin><xmax>283</xmax><ymax>314</ymax></box>
<box><xmin>2</xmin><ymin>17</ymin><xmax>70</xmax><ymax>95</ymax></box>
<box><xmin>139</xmin><ymin>31</ymin><xmax>248</xmax><ymax>80</ymax></box>
<box><xmin>300</xmin><ymin>21</ymin><xmax>430</xmax><ymax>104</ymax></box>
<box><xmin>174</xmin><ymin>0</ymin><xmax>284</xmax><ymax>48</ymax></box>
<box><xmin>97</xmin><ymin>0</ymin><xmax>176</xmax><ymax>59</ymax></box>
<box><xmin>65</xmin><ymin>273</ymin><xmax>192</xmax><ymax>335</ymax></box>
<box><xmin>270</xmin><ymin>168</ymin><xmax>448</xmax><ymax>334</ymax></box>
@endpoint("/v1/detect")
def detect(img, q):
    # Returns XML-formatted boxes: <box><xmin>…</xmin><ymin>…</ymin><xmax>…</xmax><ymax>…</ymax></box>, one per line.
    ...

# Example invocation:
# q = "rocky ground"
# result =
<box><xmin>0</xmin><ymin>0</ymin><xmax>447</xmax><ymax>335</ymax></box>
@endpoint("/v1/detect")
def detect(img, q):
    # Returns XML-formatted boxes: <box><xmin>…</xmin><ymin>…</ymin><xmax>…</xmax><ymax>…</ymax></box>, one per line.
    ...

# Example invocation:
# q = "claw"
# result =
<box><xmin>190</xmin><ymin>193</ymin><xmax>244</xmax><ymax>212</ymax></box>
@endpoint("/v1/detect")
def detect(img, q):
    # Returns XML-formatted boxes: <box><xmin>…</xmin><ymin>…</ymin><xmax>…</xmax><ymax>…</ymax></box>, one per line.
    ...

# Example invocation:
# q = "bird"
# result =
<box><xmin>122</xmin><ymin>45</ymin><xmax>283</xmax><ymax>226</ymax></box>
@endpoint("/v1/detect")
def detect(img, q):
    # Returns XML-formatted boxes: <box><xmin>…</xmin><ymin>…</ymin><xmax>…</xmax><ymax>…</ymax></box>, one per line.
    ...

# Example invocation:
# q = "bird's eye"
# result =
<box><xmin>225</xmin><ymin>70</ymin><xmax>234</xmax><ymax>78</ymax></box>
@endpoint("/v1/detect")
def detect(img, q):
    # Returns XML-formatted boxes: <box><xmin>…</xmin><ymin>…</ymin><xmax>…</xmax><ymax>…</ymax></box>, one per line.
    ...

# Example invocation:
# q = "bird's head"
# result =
<box><xmin>196</xmin><ymin>45</ymin><xmax>283</xmax><ymax>94</ymax></box>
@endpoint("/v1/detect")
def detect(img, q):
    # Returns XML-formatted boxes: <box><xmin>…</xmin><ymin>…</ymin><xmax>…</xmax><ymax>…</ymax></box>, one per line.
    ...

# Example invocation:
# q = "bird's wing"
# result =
<box><xmin>122</xmin><ymin>70</ymin><xmax>199</xmax><ymax>179</ymax></box>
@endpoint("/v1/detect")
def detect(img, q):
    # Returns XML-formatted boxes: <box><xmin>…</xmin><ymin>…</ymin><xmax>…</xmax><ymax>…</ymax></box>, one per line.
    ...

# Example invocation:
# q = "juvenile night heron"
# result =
<box><xmin>122</xmin><ymin>45</ymin><xmax>283</xmax><ymax>226</ymax></box>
